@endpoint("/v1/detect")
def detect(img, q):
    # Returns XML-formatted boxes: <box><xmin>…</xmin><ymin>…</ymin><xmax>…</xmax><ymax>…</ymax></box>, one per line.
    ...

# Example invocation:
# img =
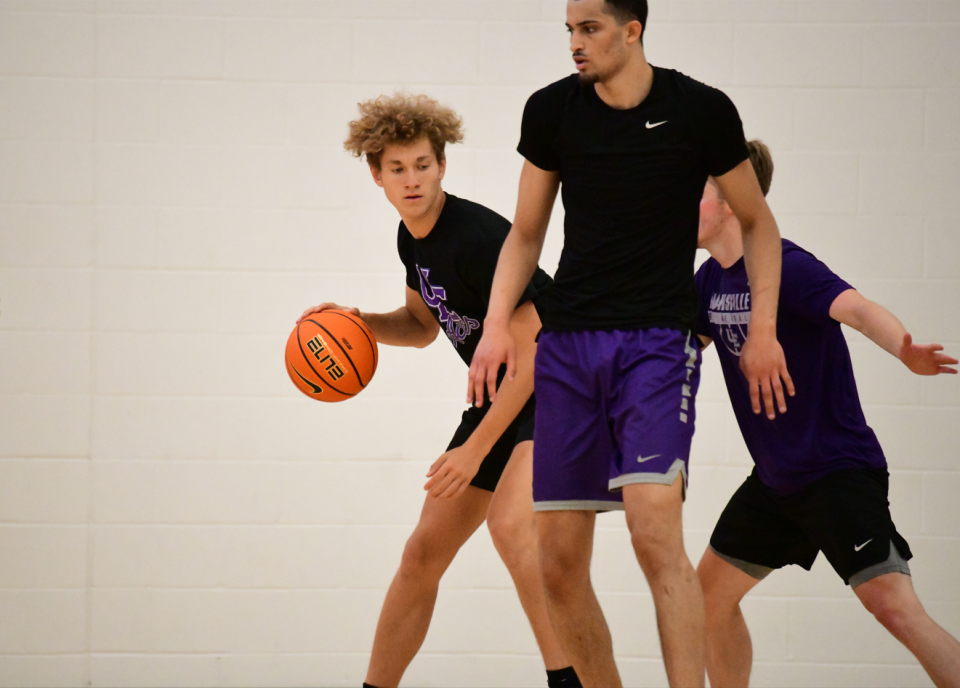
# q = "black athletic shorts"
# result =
<box><xmin>710</xmin><ymin>467</ymin><xmax>912</xmax><ymax>587</ymax></box>
<box><xmin>446</xmin><ymin>393</ymin><xmax>536</xmax><ymax>493</ymax></box>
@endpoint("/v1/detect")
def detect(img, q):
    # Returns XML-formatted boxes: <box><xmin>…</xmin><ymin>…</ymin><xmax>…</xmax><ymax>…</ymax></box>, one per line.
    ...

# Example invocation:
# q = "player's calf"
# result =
<box><xmin>854</xmin><ymin>572</ymin><xmax>960</xmax><ymax>688</ymax></box>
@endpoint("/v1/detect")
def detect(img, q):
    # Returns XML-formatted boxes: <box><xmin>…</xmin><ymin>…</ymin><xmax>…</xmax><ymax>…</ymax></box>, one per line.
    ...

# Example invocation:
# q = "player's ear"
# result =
<box><xmin>369</xmin><ymin>164</ymin><xmax>384</xmax><ymax>188</ymax></box>
<box><xmin>624</xmin><ymin>19</ymin><xmax>643</xmax><ymax>45</ymax></box>
<box><xmin>437</xmin><ymin>156</ymin><xmax>446</xmax><ymax>181</ymax></box>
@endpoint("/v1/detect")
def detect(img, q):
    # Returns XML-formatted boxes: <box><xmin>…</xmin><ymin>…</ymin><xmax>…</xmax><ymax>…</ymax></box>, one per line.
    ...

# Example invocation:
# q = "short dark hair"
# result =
<box><xmin>602</xmin><ymin>0</ymin><xmax>648</xmax><ymax>42</ymax></box>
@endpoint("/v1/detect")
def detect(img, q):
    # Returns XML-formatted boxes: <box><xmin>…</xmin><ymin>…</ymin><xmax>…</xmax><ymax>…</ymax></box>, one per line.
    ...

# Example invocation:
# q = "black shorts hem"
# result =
<box><xmin>447</xmin><ymin>395</ymin><xmax>536</xmax><ymax>493</ymax></box>
<box><xmin>709</xmin><ymin>545</ymin><xmax>773</xmax><ymax>581</ymax></box>
<box><xmin>709</xmin><ymin>467</ymin><xmax>912</xmax><ymax>585</ymax></box>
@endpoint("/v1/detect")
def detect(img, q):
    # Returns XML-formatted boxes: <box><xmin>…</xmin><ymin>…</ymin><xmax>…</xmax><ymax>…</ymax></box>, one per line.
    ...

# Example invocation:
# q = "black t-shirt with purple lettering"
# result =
<box><xmin>695</xmin><ymin>240</ymin><xmax>887</xmax><ymax>495</ymax></box>
<box><xmin>397</xmin><ymin>193</ymin><xmax>552</xmax><ymax>367</ymax></box>
<box><xmin>518</xmin><ymin>67</ymin><xmax>749</xmax><ymax>332</ymax></box>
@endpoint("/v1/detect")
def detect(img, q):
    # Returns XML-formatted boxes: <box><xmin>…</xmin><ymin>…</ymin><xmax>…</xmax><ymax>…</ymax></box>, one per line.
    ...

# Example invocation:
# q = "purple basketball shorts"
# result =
<box><xmin>532</xmin><ymin>328</ymin><xmax>701</xmax><ymax>511</ymax></box>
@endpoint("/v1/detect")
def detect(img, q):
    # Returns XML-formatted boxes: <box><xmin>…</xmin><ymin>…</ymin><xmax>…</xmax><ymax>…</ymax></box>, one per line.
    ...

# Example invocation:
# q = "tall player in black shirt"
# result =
<box><xmin>299</xmin><ymin>95</ymin><xmax>578</xmax><ymax>688</ymax></box>
<box><xmin>469</xmin><ymin>1</ymin><xmax>792</xmax><ymax>686</ymax></box>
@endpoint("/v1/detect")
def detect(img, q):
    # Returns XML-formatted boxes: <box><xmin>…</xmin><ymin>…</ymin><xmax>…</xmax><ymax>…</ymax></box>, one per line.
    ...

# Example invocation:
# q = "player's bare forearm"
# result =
<box><xmin>830</xmin><ymin>290</ymin><xmax>906</xmax><ymax>359</ymax></box>
<box><xmin>360</xmin><ymin>307</ymin><xmax>438</xmax><ymax>348</ymax></box>
<box><xmin>740</xmin><ymin>212</ymin><xmax>781</xmax><ymax>334</ymax></box>
<box><xmin>360</xmin><ymin>285</ymin><xmax>439</xmax><ymax>348</ymax></box>
<box><xmin>468</xmin><ymin>162</ymin><xmax>558</xmax><ymax>405</ymax></box>
<box><xmin>716</xmin><ymin>159</ymin><xmax>793</xmax><ymax>417</ymax></box>
<box><xmin>427</xmin><ymin>302</ymin><xmax>540</xmax><ymax>499</ymax></box>
<box><xmin>829</xmin><ymin>289</ymin><xmax>958</xmax><ymax>375</ymax></box>
<box><xmin>300</xmin><ymin>287</ymin><xmax>438</xmax><ymax>349</ymax></box>
<box><xmin>485</xmin><ymin>161</ymin><xmax>558</xmax><ymax>328</ymax></box>
<box><xmin>716</xmin><ymin>159</ymin><xmax>782</xmax><ymax>334</ymax></box>
<box><xmin>464</xmin><ymin>301</ymin><xmax>539</xmax><ymax>453</ymax></box>
<box><xmin>486</xmin><ymin>227</ymin><xmax>544</xmax><ymax>328</ymax></box>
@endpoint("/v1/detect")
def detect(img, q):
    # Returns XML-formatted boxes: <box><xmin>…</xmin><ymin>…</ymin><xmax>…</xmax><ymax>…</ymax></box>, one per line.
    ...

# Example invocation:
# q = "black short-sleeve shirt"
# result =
<box><xmin>518</xmin><ymin>67</ymin><xmax>748</xmax><ymax>332</ymax></box>
<box><xmin>397</xmin><ymin>193</ymin><xmax>553</xmax><ymax>366</ymax></box>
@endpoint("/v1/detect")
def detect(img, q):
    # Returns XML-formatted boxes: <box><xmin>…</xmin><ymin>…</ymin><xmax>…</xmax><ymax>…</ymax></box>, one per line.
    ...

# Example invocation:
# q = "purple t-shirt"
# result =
<box><xmin>695</xmin><ymin>240</ymin><xmax>886</xmax><ymax>494</ymax></box>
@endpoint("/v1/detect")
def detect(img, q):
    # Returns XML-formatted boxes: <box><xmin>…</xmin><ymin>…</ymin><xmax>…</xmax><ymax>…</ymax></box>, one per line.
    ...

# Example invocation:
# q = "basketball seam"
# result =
<box><xmin>311</xmin><ymin>319</ymin><xmax>367</xmax><ymax>388</ymax></box>
<box><xmin>325</xmin><ymin>310</ymin><xmax>378</xmax><ymax>373</ymax></box>
<box><xmin>296</xmin><ymin>321</ymin><xmax>356</xmax><ymax>398</ymax></box>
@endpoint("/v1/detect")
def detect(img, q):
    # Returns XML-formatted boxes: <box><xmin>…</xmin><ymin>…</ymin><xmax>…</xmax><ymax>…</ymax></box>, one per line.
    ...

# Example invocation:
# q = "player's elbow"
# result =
<box><xmin>413</xmin><ymin>324</ymin><xmax>440</xmax><ymax>348</ymax></box>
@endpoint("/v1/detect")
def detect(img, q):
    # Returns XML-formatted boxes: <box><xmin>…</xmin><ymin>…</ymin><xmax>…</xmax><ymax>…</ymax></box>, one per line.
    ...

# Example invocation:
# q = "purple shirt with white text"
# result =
<box><xmin>695</xmin><ymin>240</ymin><xmax>887</xmax><ymax>494</ymax></box>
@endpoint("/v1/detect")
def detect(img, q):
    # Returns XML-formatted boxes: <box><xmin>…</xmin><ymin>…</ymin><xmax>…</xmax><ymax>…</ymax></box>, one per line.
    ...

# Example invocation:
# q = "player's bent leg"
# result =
<box><xmin>697</xmin><ymin>546</ymin><xmax>764</xmax><ymax>688</ymax></box>
<box><xmin>623</xmin><ymin>475</ymin><xmax>705</xmax><ymax>688</ymax></box>
<box><xmin>854</xmin><ymin>571</ymin><xmax>960</xmax><ymax>688</ymax></box>
<box><xmin>487</xmin><ymin>440</ymin><xmax>572</xmax><ymax>674</ymax></box>
<box><xmin>536</xmin><ymin>508</ymin><xmax>621</xmax><ymax>688</ymax></box>
<box><xmin>366</xmin><ymin>487</ymin><xmax>492</xmax><ymax>688</ymax></box>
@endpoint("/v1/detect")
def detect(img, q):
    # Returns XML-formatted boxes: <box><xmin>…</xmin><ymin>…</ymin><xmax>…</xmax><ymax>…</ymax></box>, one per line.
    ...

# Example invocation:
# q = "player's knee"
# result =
<box><xmin>539</xmin><ymin>547</ymin><xmax>586</xmax><ymax>598</ymax></box>
<box><xmin>398</xmin><ymin>531</ymin><xmax>446</xmax><ymax>579</ymax></box>
<box><xmin>700</xmin><ymin>579</ymin><xmax>737</xmax><ymax>627</ymax></box>
<box><xmin>867</xmin><ymin>596</ymin><xmax>911</xmax><ymax>637</ymax></box>
<box><xmin>697</xmin><ymin>555</ymin><xmax>726</xmax><ymax>604</ymax></box>
<box><xmin>629</xmin><ymin>527</ymin><xmax>681</xmax><ymax>579</ymax></box>
<box><xmin>859</xmin><ymin>585</ymin><xmax>915</xmax><ymax>637</ymax></box>
<box><xmin>487</xmin><ymin>510</ymin><xmax>532</xmax><ymax>569</ymax></box>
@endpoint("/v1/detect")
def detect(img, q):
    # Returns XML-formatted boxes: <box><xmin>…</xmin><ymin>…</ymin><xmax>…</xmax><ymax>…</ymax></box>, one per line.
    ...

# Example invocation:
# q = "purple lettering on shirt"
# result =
<box><xmin>417</xmin><ymin>265</ymin><xmax>480</xmax><ymax>347</ymax></box>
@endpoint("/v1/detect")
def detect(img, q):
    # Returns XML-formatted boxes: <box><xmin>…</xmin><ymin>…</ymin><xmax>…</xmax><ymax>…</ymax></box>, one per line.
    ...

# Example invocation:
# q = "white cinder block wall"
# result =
<box><xmin>0</xmin><ymin>1</ymin><xmax>957</xmax><ymax>686</ymax></box>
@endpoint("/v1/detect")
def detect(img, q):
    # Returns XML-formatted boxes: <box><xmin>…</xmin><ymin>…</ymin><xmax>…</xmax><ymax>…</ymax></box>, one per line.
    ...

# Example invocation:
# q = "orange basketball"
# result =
<box><xmin>285</xmin><ymin>310</ymin><xmax>378</xmax><ymax>402</ymax></box>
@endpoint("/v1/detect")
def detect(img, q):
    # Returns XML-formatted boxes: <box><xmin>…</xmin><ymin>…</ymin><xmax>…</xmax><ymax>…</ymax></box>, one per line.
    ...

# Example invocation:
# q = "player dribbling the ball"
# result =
<box><xmin>299</xmin><ymin>94</ymin><xmax>579</xmax><ymax>688</ymax></box>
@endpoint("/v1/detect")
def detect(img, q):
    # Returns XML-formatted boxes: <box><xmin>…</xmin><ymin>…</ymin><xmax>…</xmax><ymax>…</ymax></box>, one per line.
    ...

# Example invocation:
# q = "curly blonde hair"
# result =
<box><xmin>344</xmin><ymin>93</ymin><xmax>464</xmax><ymax>170</ymax></box>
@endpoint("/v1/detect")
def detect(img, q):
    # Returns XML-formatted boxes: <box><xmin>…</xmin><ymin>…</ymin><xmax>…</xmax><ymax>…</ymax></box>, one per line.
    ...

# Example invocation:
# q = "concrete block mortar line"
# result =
<box><xmin>88</xmin><ymin>523</ymin><xmax>413</xmax><ymax>529</ymax></box>
<box><xmin>84</xmin><ymin>26</ymin><xmax>105</xmax><ymax>670</ymax></box>
<box><xmin>786</xmin><ymin>591</ymin><xmax>795</xmax><ymax>660</ymax></box>
<box><xmin>861</xmin><ymin>403</ymin><xmax>960</xmax><ymax>410</ymax></box>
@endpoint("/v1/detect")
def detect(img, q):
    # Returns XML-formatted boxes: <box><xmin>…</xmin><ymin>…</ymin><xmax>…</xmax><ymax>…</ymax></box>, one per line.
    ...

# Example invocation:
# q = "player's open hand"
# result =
<box><xmin>298</xmin><ymin>302</ymin><xmax>360</xmax><ymax>323</ymax></box>
<box><xmin>740</xmin><ymin>329</ymin><xmax>795</xmax><ymax>420</ymax></box>
<box><xmin>424</xmin><ymin>445</ymin><xmax>484</xmax><ymax>499</ymax></box>
<box><xmin>468</xmin><ymin>321</ymin><xmax>516</xmax><ymax>408</ymax></box>
<box><xmin>900</xmin><ymin>333</ymin><xmax>958</xmax><ymax>375</ymax></box>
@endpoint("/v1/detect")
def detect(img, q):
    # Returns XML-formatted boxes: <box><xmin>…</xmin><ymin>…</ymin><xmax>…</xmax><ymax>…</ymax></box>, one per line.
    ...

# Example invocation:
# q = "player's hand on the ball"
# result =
<box><xmin>468</xmin><ymin>321</ymin><xmax>515</xmax><ymax>408</ymax></box>
<box><xmin>740</xmin><ymin>329</ymin><xmax>795</xmax><ymax>420</ymax></box>
<box><xmin>900</xmin><ymin>333</ymin><xmax>958</xmax><ymax>375</ymax></box>
<box><xmin>297</xmin><ymin>302</ymin><xmax>360</xmax><ymax>323</ymax></box>
<box><xmin>424</xmin><ymin>446</ymin><xmax>483</xmax><ymax>500</ymax></box>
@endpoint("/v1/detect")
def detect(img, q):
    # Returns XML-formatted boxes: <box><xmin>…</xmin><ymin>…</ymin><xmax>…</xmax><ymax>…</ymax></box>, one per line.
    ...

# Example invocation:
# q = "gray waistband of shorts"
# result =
<box><xmin>533</xmin><ymin>499</ymin><xmax>625</xmax><ymax>512</ymax></box>
<box><xmin>709</xmin><ymin>545</ymin><xmax>774</xmax><ymax>581</ymax></box>
<box><xmin>849</xmin><ymin>541</ymin><xmax>911</xmax><ymax>588</ymax></box>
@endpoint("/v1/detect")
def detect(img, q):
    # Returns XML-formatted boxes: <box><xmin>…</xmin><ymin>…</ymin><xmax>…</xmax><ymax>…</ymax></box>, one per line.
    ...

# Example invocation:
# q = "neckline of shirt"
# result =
<box><xmin>402</xmin><ymin>192</ymin><xmax>458</xmax><ymax>244</ymax></box>
<box><xmin>585</xmin><ymin>64</ymin><xmax>662</xmax><ymax>114</ymax></box>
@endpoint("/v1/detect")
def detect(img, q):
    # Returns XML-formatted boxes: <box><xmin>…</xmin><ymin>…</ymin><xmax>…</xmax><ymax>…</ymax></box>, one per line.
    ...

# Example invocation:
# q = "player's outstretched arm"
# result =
<box><xmin>298</xmin><ymin>286</ymin><xmax>440</xmax><ymax>349</ymax></box>
<box><xmin>467</xmin><ymin>160</ymin><xmax>559</xmax><ymax>406</ymax></box>
<box><xmin>715</xmin><ymin>159</ymin><xmax>795</xmax><ymax>419</ymax></box>
<box><xmin>829</xmin><ymin>289</ymin><xmax>958</xmax><ymax>375</ymax></box>
<box><xmin>426</xmin><ymin>301</ymin><xmax>540</xmax><ymax>499</ymax></box>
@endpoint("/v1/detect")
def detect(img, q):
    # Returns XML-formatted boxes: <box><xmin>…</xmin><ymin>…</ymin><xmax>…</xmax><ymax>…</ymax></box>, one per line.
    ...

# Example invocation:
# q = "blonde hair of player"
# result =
<box><xmin>344</xmin><ymin>93</ymin><xmax>464</xmax><ymax>171</ymax></box>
